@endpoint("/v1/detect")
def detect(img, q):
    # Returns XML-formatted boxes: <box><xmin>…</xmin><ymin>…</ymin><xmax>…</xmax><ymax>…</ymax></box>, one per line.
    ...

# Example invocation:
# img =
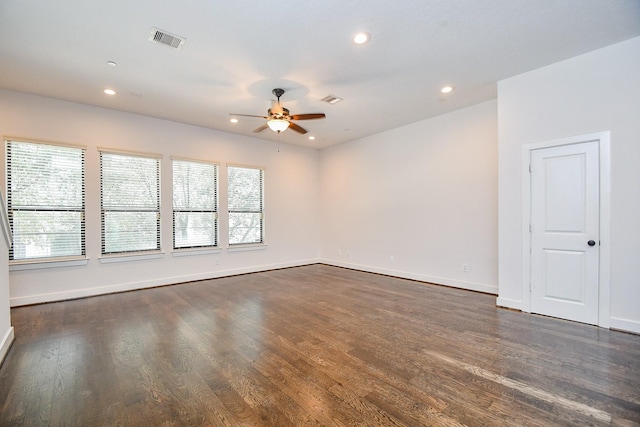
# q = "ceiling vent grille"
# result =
<box><xmin>149</xmin><ymin>28</ymin><xmax>185</xmax><ymax>50</ymax></box>
<box><xmin>321</xmin><ymin>95</ymin><xmax>343</xmax><ymax>105</ymax></box>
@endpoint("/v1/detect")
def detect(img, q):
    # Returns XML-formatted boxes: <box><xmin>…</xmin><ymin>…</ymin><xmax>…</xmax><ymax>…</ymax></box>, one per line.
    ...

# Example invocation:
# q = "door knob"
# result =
<box><xmin>588</xmin><ymin>240</ymin><xmax>596</xmax><ymax>247</ymax></box>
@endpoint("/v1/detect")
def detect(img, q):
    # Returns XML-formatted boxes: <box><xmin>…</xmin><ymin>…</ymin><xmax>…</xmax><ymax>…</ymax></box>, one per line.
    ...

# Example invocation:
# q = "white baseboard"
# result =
<box><xmin>496</xmin><ymin>296</ymin><xmax>523</xmax><ymax>311</ymax></box>
<box><xmin>609</xmin><ymin>316</ymin><xmax>640</xmax><ymax>335</ymax></box>
<box><xmin>319</xmin><ymin>259</ymin><xmax>498</xmax><ymax>295</ymax></box>
<box><xmin>0</xmin><ymin>326</ymin><xmax>15</xmax><ymax>366</ymax></box>
<box><xmin>10</xmin><ymin>259</ymin><xmax>319</xmax><ymax>307</ymax></box>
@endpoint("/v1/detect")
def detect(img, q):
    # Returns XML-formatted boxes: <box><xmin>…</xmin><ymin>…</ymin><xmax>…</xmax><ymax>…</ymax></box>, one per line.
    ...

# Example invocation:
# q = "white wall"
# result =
<box><xmin>497</xmin><ymin>37</ymin><xmax>640</xmax><ymax>333</ymax></box>
<box><xmin>0</xmin><ymin>188</ymin><xmax>13</xmax><ymax>363</ymax></box>
<box><xmin>319</xmin><ymin>100</ymin><xmax>498</xmax><ymax>294</ymax></box>
<box><xmin>0</xmin><ymin>89</ymin><xmax>321</xmax><ymax>306</ymax></box>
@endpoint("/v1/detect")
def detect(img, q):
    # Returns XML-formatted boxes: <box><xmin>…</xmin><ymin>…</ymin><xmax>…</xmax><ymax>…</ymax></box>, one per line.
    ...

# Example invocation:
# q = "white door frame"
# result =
<box><xmin>521</xmin><ymin>131</ymin><xmax>611</xmax><ymax>328</ymax></box>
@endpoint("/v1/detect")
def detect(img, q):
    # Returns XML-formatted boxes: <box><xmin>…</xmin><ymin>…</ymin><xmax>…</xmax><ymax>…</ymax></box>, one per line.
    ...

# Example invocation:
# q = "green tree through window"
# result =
<box><xmin>100</xmin><ymin>151</ymin><xmax>160</xmax><ymax>254</ymax></box>
<box><xmin>6</xmin><ymin>140</ymin><xmax>85</xmax><ymax>261</ymax></box>
<box><xmin>173</xmin><ymin>159</ymin><xmax>218</xmax><ymax>249</ymax></box>
<box><xmin>228</xmin><ymin>166</ymin><xmax>264</xmax><ymax>245</ymax></box>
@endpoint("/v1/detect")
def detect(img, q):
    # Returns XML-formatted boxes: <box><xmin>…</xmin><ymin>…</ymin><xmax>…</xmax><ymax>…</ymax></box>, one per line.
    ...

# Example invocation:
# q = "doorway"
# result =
<box><xmin>522</xmin><ymin>132</ymin><xmax>610</xmax><ymax>327</ymax></box>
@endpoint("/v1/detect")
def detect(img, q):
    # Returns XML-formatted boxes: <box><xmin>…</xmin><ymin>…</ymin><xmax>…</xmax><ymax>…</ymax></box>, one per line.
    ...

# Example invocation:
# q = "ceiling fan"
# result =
<box><xmin>230</xmin><ymin>88</ymin><xmax>326</xmax><ymax>134</ymax></box>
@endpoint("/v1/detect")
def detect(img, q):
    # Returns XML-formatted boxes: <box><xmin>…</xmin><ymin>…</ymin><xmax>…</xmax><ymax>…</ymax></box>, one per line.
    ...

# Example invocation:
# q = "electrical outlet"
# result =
<box><xmin>462</xmin><ymin>263</ymin><xmax>469</xmax><ymax>272</ymax></box>
<box><xmin>338</xmin><ymin>250</ymin><xmax>342</xmax><ymax>257</ymax></box>
<box><xmin>390</xmin><ymin>255</ymin><xmax>395</xmax><ymax>263</ymax></box>
<box><xmin>347</xmin><ymin>251</ymin><xmax>351</xmax><ymax>258</ymax></box>
<box><xmin>216</xmin><ymin>258</ymin><xmax>220</xmax><ymax>265</ymax></box>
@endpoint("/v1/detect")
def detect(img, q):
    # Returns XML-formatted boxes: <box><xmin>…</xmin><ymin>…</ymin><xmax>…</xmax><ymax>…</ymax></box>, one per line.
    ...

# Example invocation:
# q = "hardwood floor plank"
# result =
<box><xmin>172</xmin><ymin>303</ymin><xmax>302</xmax><ymax>426</ymax></box>
<box><xmin>1</xmin><ymin>264</ymin><xmax>640</xmax><ymax>426</ymax></box>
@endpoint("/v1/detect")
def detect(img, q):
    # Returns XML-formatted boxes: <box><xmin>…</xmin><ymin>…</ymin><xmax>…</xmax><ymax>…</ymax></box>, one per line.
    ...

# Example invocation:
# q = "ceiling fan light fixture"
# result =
<box><xmin>267</xmin><ymin>119</ymin><xmax>289</xmax><ymax>133</ymax></box>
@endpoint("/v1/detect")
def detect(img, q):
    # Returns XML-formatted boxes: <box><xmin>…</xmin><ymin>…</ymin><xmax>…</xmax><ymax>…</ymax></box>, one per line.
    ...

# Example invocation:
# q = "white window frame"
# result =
<box><xmin>99</xmin><ymin>148</ymin><xmax>161</xmax><ymax>256</ymax></box>
<box><xmin>5</xmin><ymin>138</ymin><xmax>86</xmax><ymax>264</ymax></box>
<box><xmin>172</xmin><ymin>157</ymin><xmax>219</xmax><ymax>250</ymax></box>
<box><xmin>227</xmin><ymin>164</ymin><xmax>265</xmax><ymax>247</ymax></box>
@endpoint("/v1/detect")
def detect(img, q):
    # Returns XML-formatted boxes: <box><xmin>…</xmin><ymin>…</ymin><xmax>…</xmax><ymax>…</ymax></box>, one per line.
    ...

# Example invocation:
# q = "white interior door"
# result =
<box><xmin>530</xmin><ymin>141</ymin><xmax>599</xmax><ymax>325</ymax></box>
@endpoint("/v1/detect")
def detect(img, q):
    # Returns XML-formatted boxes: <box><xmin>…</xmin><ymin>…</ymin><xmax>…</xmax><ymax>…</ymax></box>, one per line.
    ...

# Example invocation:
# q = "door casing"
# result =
<box><xmin>521</xmin><ymin>131</ymin><xmax>611</xmax><ymax>327</ymax></box>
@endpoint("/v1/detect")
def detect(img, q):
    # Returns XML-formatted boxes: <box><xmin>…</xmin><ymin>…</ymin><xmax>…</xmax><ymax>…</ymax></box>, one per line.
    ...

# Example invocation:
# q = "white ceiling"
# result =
<box><xmin>1</xmin><ymin>0</ymin><xmax>639</xmax><ymax>149</ymax></box>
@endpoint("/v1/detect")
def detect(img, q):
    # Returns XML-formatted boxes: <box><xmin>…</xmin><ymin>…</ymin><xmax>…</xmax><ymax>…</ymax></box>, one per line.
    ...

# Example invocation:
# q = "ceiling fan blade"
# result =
<box><xmin>290</xmin><ymin>113</ymin><xmax>326</xmax><ymax>120</ymax></box>
<box><xmin>288</xmin><ymin>122</ymin><xmax>308</xmax><ymax>134</ymax></box>
<box><xmin>253</xmin><ymin>123</ymin><xmax>269</xmax><ymax>133</ymax></box>
<box><xmin>229</xmin><ymin>113</ymin><xmax>269</xmax><ymax>119</ymax></box>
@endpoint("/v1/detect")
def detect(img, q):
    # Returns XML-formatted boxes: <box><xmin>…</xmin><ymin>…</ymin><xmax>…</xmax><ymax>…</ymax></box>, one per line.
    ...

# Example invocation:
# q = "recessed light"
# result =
<box><xmin>230</xmin><ymin>118</ymin><xmax>238</xmax><ymax>123</ymax></box>
<box><xmin>104</xmin><ymin>89</ymin><xmax>116</xmax><ymax>95</ymax></box>
<box><xmin>441</xmin><ymin>86</ymin><xmax>454</xmax><ymax>94</ymax></box>
<box><xmin>353</xmin><ymin>32</ymin><xmax>370</xmax><ymax>45</ymax></box>
<box><xmin>107</xmin><ymin>61</ymin><xmax>117</xmax><ymax>67</ymax></box>
<box><xmin>308</xmin><ymin>136</ymin><xmax>315</xmax><ymax>141</ymax></box>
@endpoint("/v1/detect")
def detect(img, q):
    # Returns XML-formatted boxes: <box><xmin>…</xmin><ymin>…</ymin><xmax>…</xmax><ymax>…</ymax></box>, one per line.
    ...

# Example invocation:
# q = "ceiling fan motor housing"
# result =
<box><xmin>268</xmin><ymin>107</ymin><xmax>290</xmax><ymax>118</ymax></box>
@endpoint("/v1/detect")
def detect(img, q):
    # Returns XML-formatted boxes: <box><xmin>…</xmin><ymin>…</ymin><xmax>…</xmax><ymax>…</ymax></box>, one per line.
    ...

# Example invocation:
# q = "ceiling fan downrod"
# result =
<box><xmin>272</xmin><ymin>88</ymin><xmax>285</xmax><ymax>101</ymax></box>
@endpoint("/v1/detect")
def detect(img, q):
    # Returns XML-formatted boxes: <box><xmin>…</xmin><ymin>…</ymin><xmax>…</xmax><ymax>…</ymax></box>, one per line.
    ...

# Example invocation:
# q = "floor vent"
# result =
<box><xmin>149</xmin><ymin>28</ymin><xmax>185</xmax><ymax>50</ymax></box>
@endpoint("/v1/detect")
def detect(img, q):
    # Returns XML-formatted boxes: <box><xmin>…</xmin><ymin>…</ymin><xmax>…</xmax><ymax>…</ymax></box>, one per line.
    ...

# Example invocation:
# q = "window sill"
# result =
<box><xmin>99</xmin><ymin>251</ymin><xmax>164</xmax><ymax>264</ymax></box>
<box><xmin>227</xmin><ymin>244</ymin><xmax>268</xmax><ymax>253</ymax></box>
<box><xmin>172</xmin><ymin>247</ymin><xmax>221</xmax><ymax>257</ymax></box>
<box><xmin>10</xmin><ymin>257</ymin><xmax>89</xmax><ymax>271</ymax></box>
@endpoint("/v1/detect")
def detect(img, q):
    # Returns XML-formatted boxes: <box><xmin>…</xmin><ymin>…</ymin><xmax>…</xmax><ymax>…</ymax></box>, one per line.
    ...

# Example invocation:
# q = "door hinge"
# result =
<box><xmin>529</xmin><ymin>164</ymin><xmax>532</xmax><ymax>173</ymax></box>
<box><xmin>529</xmin><ymin>224</ymin><xmax>532</xmax><ymax>233</ymax></box>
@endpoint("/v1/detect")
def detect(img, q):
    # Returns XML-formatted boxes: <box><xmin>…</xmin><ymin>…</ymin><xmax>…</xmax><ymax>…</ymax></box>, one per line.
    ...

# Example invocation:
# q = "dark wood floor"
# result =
<box><xmin>1</xmin><ymin>264</ymin><xmax>639</xmax><ymax>426</ymax></box>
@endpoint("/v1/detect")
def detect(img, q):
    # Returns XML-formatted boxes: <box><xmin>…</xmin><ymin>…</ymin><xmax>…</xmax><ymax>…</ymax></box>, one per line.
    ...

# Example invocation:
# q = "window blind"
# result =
<box><xmin>100</xmin><ymin>151</ymin><xmax>160</xmax><ymax>254</ymax></box>
<box><xmin>228</xmin><ymin>165</ymin><xmax>263</xmax><ymax>245</ymax></box>
<box><xmin>6</xmin><ymin>140</ymin><xmax>85</xmax><ymax>261</ymax></box>
<box><xmin>172</xmin><ymin>159</ymin><xmax>218</xmax><ymax>249</ymax></box>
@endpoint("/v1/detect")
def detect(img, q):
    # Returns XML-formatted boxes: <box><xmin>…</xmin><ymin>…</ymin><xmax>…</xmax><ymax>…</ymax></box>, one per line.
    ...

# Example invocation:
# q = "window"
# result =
<box><xmin>6</xmin><ymin>139</ymin><xmax>85</xmax><ymax>261</ymax></box>
<box><xmin>172</xmin><ymin>159</ymin><xmax>218</xmax><ymax>249</ymax></box>
<box><xmin>228</xmin><ymin>165</ymin><xmax>264</xmax><ymax>245</ymax></box>
<box><xmin>100</xmin><ymin>150</ymin><xmax>160</xmax><ymax>255</ymax></box>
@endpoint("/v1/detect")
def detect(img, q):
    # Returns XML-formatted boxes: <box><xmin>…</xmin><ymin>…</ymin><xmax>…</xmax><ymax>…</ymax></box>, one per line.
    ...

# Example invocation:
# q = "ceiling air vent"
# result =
<box><xmin>321</xmin><ymin>95</ymin><xmax>343</xmax><ymax>105</ymax></box>
<box><xmin>149</xmin><ymin>28</ymin><xmax>185</xmax><ymax>50</ymax></box>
